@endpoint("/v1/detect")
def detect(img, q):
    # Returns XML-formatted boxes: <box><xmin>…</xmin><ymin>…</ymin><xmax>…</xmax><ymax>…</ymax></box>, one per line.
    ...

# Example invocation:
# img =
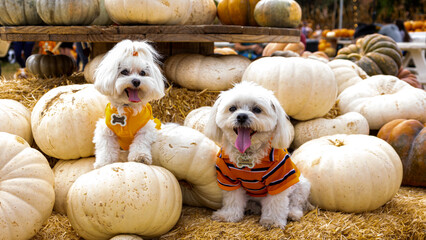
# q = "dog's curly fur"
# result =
<box><xmin>92</xmin><ymin>40</ymin><xmax>165</xmax><ymax>169</ymax></box>
<box><xmin>205</xmin><ymin>81</ymin><xmax>313</xmax><ymax>229</ymax></box>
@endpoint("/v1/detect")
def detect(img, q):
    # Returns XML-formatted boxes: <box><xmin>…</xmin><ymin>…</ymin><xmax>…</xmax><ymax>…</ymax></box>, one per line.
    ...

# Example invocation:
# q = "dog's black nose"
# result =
<box><xmin>131</xmin><ymin>79</ymin><xmax>140</xmax><ymax>87</ymax></box>
<box><xmin>237</xmin><ymin>113</ymin><xmax>248</xmax><ymax>123</ymax></box>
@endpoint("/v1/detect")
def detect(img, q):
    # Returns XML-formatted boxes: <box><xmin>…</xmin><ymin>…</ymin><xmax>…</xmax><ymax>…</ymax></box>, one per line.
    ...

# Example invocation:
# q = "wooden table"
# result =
<box><xmin>397</xmin><ymin>42</ymin><xmax>426</xmax><ymax>86</ymax></box>
<box><xmin>0</xmin><ymin>25</ymin><xmax>300</xmax><ymax>57</ymax></box>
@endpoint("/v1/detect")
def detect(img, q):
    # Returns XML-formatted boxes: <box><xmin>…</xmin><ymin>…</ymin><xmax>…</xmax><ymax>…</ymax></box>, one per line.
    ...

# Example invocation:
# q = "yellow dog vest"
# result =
<box><xmin>105</xmin><ymin>103</ymin><xmax>161</xmax><ymax>150</ymax></box>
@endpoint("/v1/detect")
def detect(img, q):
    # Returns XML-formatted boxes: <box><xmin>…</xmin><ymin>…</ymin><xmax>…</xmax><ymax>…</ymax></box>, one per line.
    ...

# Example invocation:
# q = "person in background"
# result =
<box><xmin>353</xmin><ymin>23</ymin><xmax>379</xmax><ymax>40</ymax></box>
<box><xmin>233</xmin><ymin>43</ymin><xmax>264</xmax><ymax>60</ymax></box>
<box><xmin>395</xmin><ymin>20</ymin><xmax>412</xmax><ymax>42</ymax></box>
<box><xmin>75</xmin><ymin>42</ymin><xmax>90</xmax><ymax>71</ymax></box>
<box><xmin>311</xmin><ymin>24</ymin><xmax>322</xmax><ymax>39</ymax></box>
<box><xmin>301</xmin><ymin>21</ymin><xmax>313</xmax><ymax>38</ymax></box>
<box><xmin>59</xmin><ymin>42</ymin><xmax>75</xmax><ymax>58</ymax></box>
<box><xmin>378</xmin><ymin>18</ymin><xmax>402</xmax><ymax>42</ymax></box>
<box><xmin>12</xmin><ymin>41</ymin><xmax>35</xmax><ymax>79</ymax></box>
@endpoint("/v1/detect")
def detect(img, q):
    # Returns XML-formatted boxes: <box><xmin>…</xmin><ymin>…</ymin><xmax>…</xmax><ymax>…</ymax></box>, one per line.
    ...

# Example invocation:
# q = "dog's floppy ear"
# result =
<box><xmin>204</xmin><ymin>95</ymin><xmax>223</xmax><ymax>144</ymax></box>
<box><xmin>270</xmin><ymin>96</ymin><xmax>293</xmax><ymax>149</ymax></box>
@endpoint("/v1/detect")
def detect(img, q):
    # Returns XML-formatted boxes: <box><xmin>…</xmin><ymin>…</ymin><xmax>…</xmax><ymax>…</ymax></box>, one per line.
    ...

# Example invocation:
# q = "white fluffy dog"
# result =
<box><xmin>205</xmin><ymin>81</ymin><xmax>313</xmax><ymax>229</ymax></box>
<box><xmin>93</xmin><ymin>40</ymin><xmax>165</xmax><ymax>169</ymax></box>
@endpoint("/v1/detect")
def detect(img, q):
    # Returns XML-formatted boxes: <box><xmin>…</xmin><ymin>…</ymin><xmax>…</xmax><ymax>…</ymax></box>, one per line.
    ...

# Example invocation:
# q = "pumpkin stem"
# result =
<box><xmin>179</xmin><ymin>180</ymin><xmax>193</xmax><ymax>190</ymax></box>
<box><xmin>328</xmin><ymin>139</ymin><xmax>344</xmax><ymax>147</ymax></box>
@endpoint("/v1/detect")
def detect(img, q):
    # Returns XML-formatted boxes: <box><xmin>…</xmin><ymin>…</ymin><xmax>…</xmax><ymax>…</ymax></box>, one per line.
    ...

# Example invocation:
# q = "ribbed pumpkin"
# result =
<box><xmin>184</xmin><ymin>0</ymin><xmax>217</xmax><ymax>25</ymax></box>
<box><xmin>217</xmin><ymin>0</ymin><xmax>260</xmax><ymax>26</ymax></box>
<box><xmin>335</xmin><ymin>34</ymin><xmax>403</xmax><ymax>76</ymax></box>
<box><xmin>253</xmin><ymin>0</ymin><xmax>302</xmax><ymax>28</ymax></box>
<box><xmin>0</xmin><ymin>99</ymin><xmax>32</xmax><ymax>144</ymax></box>
<box><xmin>26</xmin><ymin>52</ymin><xmax>76</xmax><ymax>78</ymax></box>
<box><xmin>36</xmin><ymin>0</ymin><xmax>100</xmax><ymax>25</ymax></box>
<box><xmin>397</xmin><ymin>67</ymin><xmax>422</xmax><ymax>89</ymax></box>
<box><xmin>0</xmin><ymin>0</ymin><xmax>43</xmax><ymax>25</ymax></box>
<box><xmin>377</xmin><ymin>119</ymin><xmax>425</xmax><ymax>187</ymax></box>
<box><xmin>327</xmin><ymin>59</ymin><xmax>369</xmax><ymax>94</ymax></box>
<box><xmin>262</xmin><ymin>42</ymin><xmax>305</xmax><ymax>56</ymax></box>
<box><xmin>0</xmin><ymin>132</ymin><xmax>55</xmax><ymax>240</ymax></box>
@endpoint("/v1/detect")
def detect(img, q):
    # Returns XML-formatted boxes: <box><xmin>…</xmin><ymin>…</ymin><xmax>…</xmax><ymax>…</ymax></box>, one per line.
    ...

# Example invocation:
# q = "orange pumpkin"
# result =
<box><xmin>217</xmin><ymin>0</ymin><xmax>260</xmax><ymax>26</ymax></box>
<box><xmin>214</xmin><ymin>47</ymin><xmax>238</xmax><ymax>55</ymax></box>
<box><xmin>262</xmin><ymin>42</ymin><xmax>304</xmax><ymax>56</ymax></box>
<box><xmin>397</xmin><ymin>67</ymin><xmax>422</xmax><ymax>89</ymax></box>
<box><xmin>377</xmin><ymin>119</ymin><xmax>426</xmax><ymax>187</ymax></box>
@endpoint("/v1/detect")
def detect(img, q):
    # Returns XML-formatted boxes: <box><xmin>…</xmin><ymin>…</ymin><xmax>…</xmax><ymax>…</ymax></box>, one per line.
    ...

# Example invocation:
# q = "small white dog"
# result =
<box><xmin>205</xmin><ymin>81</ymin><xmax>313</xmax><ymax>229</ymax></box>
<box><xmin>93</xmin><ymin>40</ymin><xmax>165</xmax><ymax>169</ymax></box>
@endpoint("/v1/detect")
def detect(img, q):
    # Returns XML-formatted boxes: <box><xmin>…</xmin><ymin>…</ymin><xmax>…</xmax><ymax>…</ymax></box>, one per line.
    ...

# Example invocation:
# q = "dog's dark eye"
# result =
<box><xmin>229</xmin><ymin>106</ymin><xmax>237</xmax><ymax>112</ymax></box>
<box><xmin>120</xmin><ymin>69</ymin><xmax>129</xmax><ymax>75</ymax></box>
<box><xmin>252</xmin><ymin>107</ymin><xmax>262</xmax><ymax>114</ymax></box>
<box><xmin>140</xmin><ymin>70</ymin><xmax>146</xmax><ymax>76</ymax></box>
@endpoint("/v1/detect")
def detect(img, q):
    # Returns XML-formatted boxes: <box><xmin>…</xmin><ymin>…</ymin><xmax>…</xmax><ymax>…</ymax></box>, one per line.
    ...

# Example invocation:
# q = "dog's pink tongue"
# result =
<box><xmin>235</xmin><ymin>127</ymin><xmax>252</xmax><ymax>153</ymax></box>
<box><xmin>127</xmin><ymin>88</ymin><xmax>141</xmax><ymax>102</ymax></box>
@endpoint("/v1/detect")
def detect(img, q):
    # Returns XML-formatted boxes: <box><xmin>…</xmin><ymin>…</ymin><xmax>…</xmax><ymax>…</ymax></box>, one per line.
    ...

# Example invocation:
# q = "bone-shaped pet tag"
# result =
<box><xmin>111</xmin><ymin>113</ymin><xmax>127</xmax><ymax>126</ymax></box>
<box><xmin>236</xmin><ymin>154</ymin><xmax>255</xmax><ymax>168</ymax></box>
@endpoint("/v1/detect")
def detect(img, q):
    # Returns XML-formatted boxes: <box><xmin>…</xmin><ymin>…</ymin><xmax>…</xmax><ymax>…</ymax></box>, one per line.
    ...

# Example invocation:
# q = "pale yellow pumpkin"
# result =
<box><xmin>327</xmin><ymin>59</ymin><xmax>369</xmax><ymax>94</ymax></box>
<box><xmin>338</xmin><ymin>75</ymin><xmax>426</xmax><ymax>130</ymax></box>
<box><xmin>291</xmin><ymin>134</ymin><xmax>402</xmax><ymax>213</ymax></box>
<box><xmin>292</xmin><ymin>112</ymin><xmax>369</xmax><ymax>148</ymax></box>
<box><xmin>0</xmin><ymin>132</ymin><xmax>55</xmax><ymax>240</ymax></box>
<box><xmin>52</xmin><ymin>157</ymin><xmax>95</xmax><ymax>214</ymax></box>
<box><xmin>242</xmin><ymin>57</ymin><xmax>337</xmax><ymax>120</ymax></box>
<box><xmin>164</xmin><ymin>53</ymin><xmax>251</xmax><ymax>91</ymax></box>
<box><xmin>31</xmin><ymin>84</ymin><xmax>108</xmax><ymax>159</ymax></box>
<box><xmin>152</xmin><ymin>124</ymin><xmax>222</xmax><ymax>209</ymax></box>
<box><xmin>184</xmin><ymin>106</ymin><xmax>212</xmax><ymax>133</ymax></box>
<box><xmin>67</xmin><ymin>162</ymin><xmax>182</xmax><ymax>239</ymax></box>
<box><xmin>184</xmin><ymin>0</ymin><xmax>217</xmax><ymax>25</ymax></box>
<box><xmin>0</xmin><ymin>99</ymin><xmax>32</xmax><ymax>144</ymax></box>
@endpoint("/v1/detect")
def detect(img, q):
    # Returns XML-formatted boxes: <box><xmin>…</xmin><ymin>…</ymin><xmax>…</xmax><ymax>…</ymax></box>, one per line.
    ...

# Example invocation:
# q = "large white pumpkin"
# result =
<box><xmin>164</xmin><ymin>53</ymin><xmax>251</xmax><ymax>91</ymax></box>
<box><xmin>184</xmin><ymin>0</ymin><xmax>217</xmax><ymax>25</ymax></box>
<box><xmin>327</xmin><ymin>59</ymin><xmax>369</xmax><ymax>94</ymax></box>
<box><xmin>52</xmin><ymin>157</ymin><xmax>95</xmax><ymax>214</ymax></box>
<box><xmin>0</xmin><ymin>99</ymin><xmax>32</xmax><ymax>144</ymax></box>
<box><xmin>338</xmin><ymin>75</ymin><xmax>426</xmax><ymax>130</ymax></box>
<box><xmin>31</xmin><ymin>84</ymin><xmax>108</xmax><ymax>159</ymax></box>
<box><xmin>292</xmin><ymin>112</ymin><xmax>369</xmax><ymax>148</ymax></box>
<box><xmin>67</xmin><ymin>162</ymin><xmax>182</xmax><ymax>239</ymax></box>
<box><xmin>242</xmin><ymin>57</ymin><xmax>337</xmax><ymax>120</ymax></box>
<box><xmin>36</xmin><ymin>0</ymin><xmax>100</xmax><ymax>25</ymax></box>
<box><xmin>0</xmin><ymin>132</ymin><xmax>55</xmax><ymax>240</ymax></box>
<box><xmin>152</xmin><ymin>124</ymin><xmax>222</xmax><ymax>209</ymax></box>
<box><xmin>291</xmin><ymin>134</ymin><xmax>402</xmax><ymax>213</ymax></box>
<box><xmin>184</xmin><ymin>106</ymin><xmax>212</xmax><ymax>133</ymax></box>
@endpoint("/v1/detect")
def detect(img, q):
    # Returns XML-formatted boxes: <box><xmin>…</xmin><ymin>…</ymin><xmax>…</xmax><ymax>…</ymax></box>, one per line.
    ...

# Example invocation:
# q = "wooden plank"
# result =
<box><xmin>145</xmin><ymin>34</ymin><xmax>299</xmax><ymax>43</ymax></box>
<box><xmin>0</xmin><ymin>25</ymin><xmax>117</xmax><ymax>34</ymax></box>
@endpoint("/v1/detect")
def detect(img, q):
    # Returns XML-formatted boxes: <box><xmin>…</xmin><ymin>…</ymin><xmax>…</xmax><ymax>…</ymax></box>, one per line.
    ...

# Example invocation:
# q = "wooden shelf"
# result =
<box><xmin>0</xmin><ymin>25</ymin><xmax>300</xmax><ymax>43</ymax></box>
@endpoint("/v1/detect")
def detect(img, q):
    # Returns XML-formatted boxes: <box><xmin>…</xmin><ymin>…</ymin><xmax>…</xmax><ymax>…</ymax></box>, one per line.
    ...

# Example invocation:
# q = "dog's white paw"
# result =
<box><xmin>288</xmin><ymin>208</ymin><xmax>303</xmax><ymax>221</ymax></box>
<box><xmin>259</xmin><ymin>217</ymin><xmax>287</xmax><ymax>229</ymax></box>
<box><xmin>128</xmin><ymin>151</ymin><xmax>152</xmax><ymax>165</ymax></box>
<box><xmin>212</xmin><ymin>209</ymin><xmax>244</xmax><ymax>223</ymax></box>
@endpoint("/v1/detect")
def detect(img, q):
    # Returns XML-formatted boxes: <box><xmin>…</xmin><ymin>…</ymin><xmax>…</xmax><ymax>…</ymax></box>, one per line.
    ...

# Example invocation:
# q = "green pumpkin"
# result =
<box><xmin>26</xmin><ymin>52</ymin><xmax>76</xmax><ymax>78</ymax></box>
<box><xmin>335</xmin><ymin>33</ymin><xmax>403</xmax><ymax>76</ymax></box>
<box><xmin>0</xmin><ymin>0</ymin><xmax>43</xmax><ymax>25</ymax></box>
<box><xmin>253</xmin><ymin>0</ymin><xmax>302</xmax><ymax>28</ymax></box>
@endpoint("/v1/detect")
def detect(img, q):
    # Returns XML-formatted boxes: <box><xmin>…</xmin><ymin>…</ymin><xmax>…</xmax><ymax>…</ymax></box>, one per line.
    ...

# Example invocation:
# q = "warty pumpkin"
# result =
<box><xmin>335</xmin><ymin>33</ymin><xmax>403</xmax><ymax>76</ymax></box>
<box><xmin>36</xmin><ymin>0</ymin><xmax>100</xmax><ymax>25</ymax></box>
<box><xmin>0</xmin><ymin>132</ymin><xmax>55</xmax><ymax>240</ymax></box>
<box><xmin>253</xmin><ymin>0</ymin><xmax>302</xmax><ymax>28</ymax></box>
<box><xmin>217</xmin><ymin>0</ymin><xmax>260</xmax><ymax>26</ymax></box>
<box><xmin>26</xmin><ymin>52</ymin><xmax>76</xmax><ymax>78</ymax></box>
<box><xmin>67</xmin><ymin>162</ymin><xmax>182</xmax><ymax>239</ymax></box>
<box><xmin>0</xmin><ymin>99</ymin><xmax>32</xmax><ymax>144</ymax></box>
<box><xmin>377</xmin><ymin>119</ymin><xmax>425</xmax><ymax>187</ymax></box>
<box><xmin>291</xmin><ymin>134</ymin><xmax>402</xmax><ymax>213</ymax></box>
<box><xmin>0</xmin><ymin>0</ymin><xmax>43</xmax><ymax>25</ymax></box>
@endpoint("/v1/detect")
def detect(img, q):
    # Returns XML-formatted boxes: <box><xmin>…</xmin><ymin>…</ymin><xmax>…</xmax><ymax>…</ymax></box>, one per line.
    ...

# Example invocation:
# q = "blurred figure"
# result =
<box><xmin>59</xmin><ymin>42</ymin><xmax>75</xmax><ymax>58</ymax></box>
<box><xmin>76</xmin><ymin>42</ymin><xmax>90</xmax><ymax>71</ymax></box>
<box><xmin>12</xmin><ymin>41</ymin><xmax>35</xmax><ymax>79</ymax></box>
<box><xmin>354</xmin><ymin>23</ymin><xmax>379</xmax><ymax>40</ymax></box>
<box><xmin>395</xmin><ymin>20</ymin><xmax>412</xmax><ymax>42</ymax></box>
<box><xmin>301</xmin><ymin>21</ymin><xmax>313</xmax><ymax>38</ymax></box>
<box><xmin>233</xmin><ymin>43</ymin><xmax>264</xmax><ymax>60</ymax></box>
<box><xmin>311</xmin><ymin>24</ymin><xmax>322</xmax><ymax>39</ymax></box>
<box><xmin>378</xmin><ymin>18</ymin><xmax>402</xmax><ymax>42</ymax></box>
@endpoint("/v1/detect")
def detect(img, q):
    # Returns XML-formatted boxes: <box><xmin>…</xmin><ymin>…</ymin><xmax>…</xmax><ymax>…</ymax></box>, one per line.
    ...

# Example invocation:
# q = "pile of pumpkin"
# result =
<box><xmin>404</xmin><ymin>20</ymin><xmax>426</xmax><ymax>32</ymax></box>
<box><xmin>1</xmin><ymin>32</ymin><xmax>425</xmax><ymax>239</ymax></box>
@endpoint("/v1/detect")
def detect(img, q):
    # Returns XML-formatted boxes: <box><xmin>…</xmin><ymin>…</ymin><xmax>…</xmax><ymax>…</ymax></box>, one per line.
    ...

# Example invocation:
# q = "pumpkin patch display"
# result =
<box><xmin>152</xmin><ymin>124</ymin><xmax>223</xmax><ymax>209</ymax></box>
<box><xmin>26</xmin><ymin>52</ymin><xmax>76</xmax><ymax>78</ymax></box>
<box><xmin>242</xmin><ymin>57</ymin><xmax>337</xmax><ymax>121</ymax></box>
<box><xmin>253</xmin><ymin>0</ymin><xmax>302</xmax><ymax>28</ymax></box>
<box><xmin>0</xmin><ymin>99</ymin><xmax>33</xmax><ymax>144</ymax></box>
<box><xmin>335</xmin><ymin>34</ymin><xmax>403</xmax><ymax>76</ymax></box>
<box><xmin>377</xmin><ymin>119</ymin><xmax>426</xmax><ymax>187</ymax></box>
<box><xmin>217</xmin><ymin>0</ymin><xmax>260</xmax><ymax>26</ymax></box>
<box><xmin>327</xmin><ymin>59</ymin><xmax>369</xmax><ymax>94</ymax></box>
<box><xmin>292</xmin><ymin>112</ymin><xmax>369</xmax><ymax>149</ymax></box>
<box><xmin>164</xmin><ymin>53</ymin><xmax>251</xmax><ymax>91</ymax></box>
<box><xmin>31</xmin><ymin>84</ymin><xmax>108</xmax><ymax>159</ymax></box>
<box><xmin>338</xmin><ymin>75</ymin><xmax>426</xmax><ymax>130</ymax></box>
<box><xmin>0</xmin><ymin>132</ymin><xmax>55</xmax><ymax>240</ymax></box>
<box><xmin>36</xmin><ymin>0</ymin><xmax>100</xmax><ymax>25</ymax></box>
<box><xmin>0</xmin><ymin>0</ymin><xmax>44</xmax><ymax>25</ymax></box>
<box><xmin>291</xmin><ymin>134</ymin><xmax>403</xmax><ymax>213</ymax></box>
<box><xmin>66</xmin><ymin>162</ymin><xmax>182</xmax><ymax>239</ymax></box>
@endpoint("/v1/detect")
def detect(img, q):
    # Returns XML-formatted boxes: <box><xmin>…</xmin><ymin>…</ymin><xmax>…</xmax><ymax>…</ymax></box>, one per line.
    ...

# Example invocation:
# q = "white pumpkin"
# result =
<box><xmin>52</xmin><ymin>157</ymin><xmax>95</xmax><ymax>214</ymax></box>
<box><xmin>0</xmin><ymin>99</ymin><xmax>32</xmax><ymax>144</ymax></box>
<box><xmin>31</xmin><ymin>84</ymin><xmax>108</xmax><ymax>159</ymax></box>
<box><xmin>0</xmin><ymin>132</ymin><xmax>55</xmax><ymax>240</ymax></box>
<box><xmin>292</xmin><ymin>112</ymin><xmax>369</xmax><ymax>148</ymax></box>
<box><xmin>84</xmin><ymin>54</ymin><xmax>105</xmax><ymax>83</ymax></box>
<box><xmin>184</xmin><ymin>106</ymin><xmax>212</xmax><ymax>133</ymax></box>
<box><xmin>242</xmin><ymin>57</ymin><xmax>337</xmax><ymax>120</ymax></box>
<box><xmin>184</xmin><ymin>0</ymin><xmax>217</xmax><ymax>25</ymax></box>
<box><xmin>164</xmin><ymin>53</ymin><xmax>251</xmax><ymax>91</ymax></box>
<box><xmin>327</xmin><ymin>59</ymin><xmax>369</xmax><ymax>94</ymax></box>
<box><xmin>67</xmin><ymin>162</ymin><xmax>182</xmax><ymax>239</ymax></box>
<box><xmin>152</xmin><ymin>124</ymin><xmax>222</xmax><ymax>209</ymax></box>
<box><xmin>291</xmin><ymin>134</ymin><xmax>402</xmax><ymax>213</ymax></box>
<box><xmin>338</xmin><ymin>75</ymin><xmax>426</xmax><ymax>130</ymax></box>
<box><xmin>110</xmin><ymin>235</ymin><xmax>143</xmax><ymax>240</ymax></box>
